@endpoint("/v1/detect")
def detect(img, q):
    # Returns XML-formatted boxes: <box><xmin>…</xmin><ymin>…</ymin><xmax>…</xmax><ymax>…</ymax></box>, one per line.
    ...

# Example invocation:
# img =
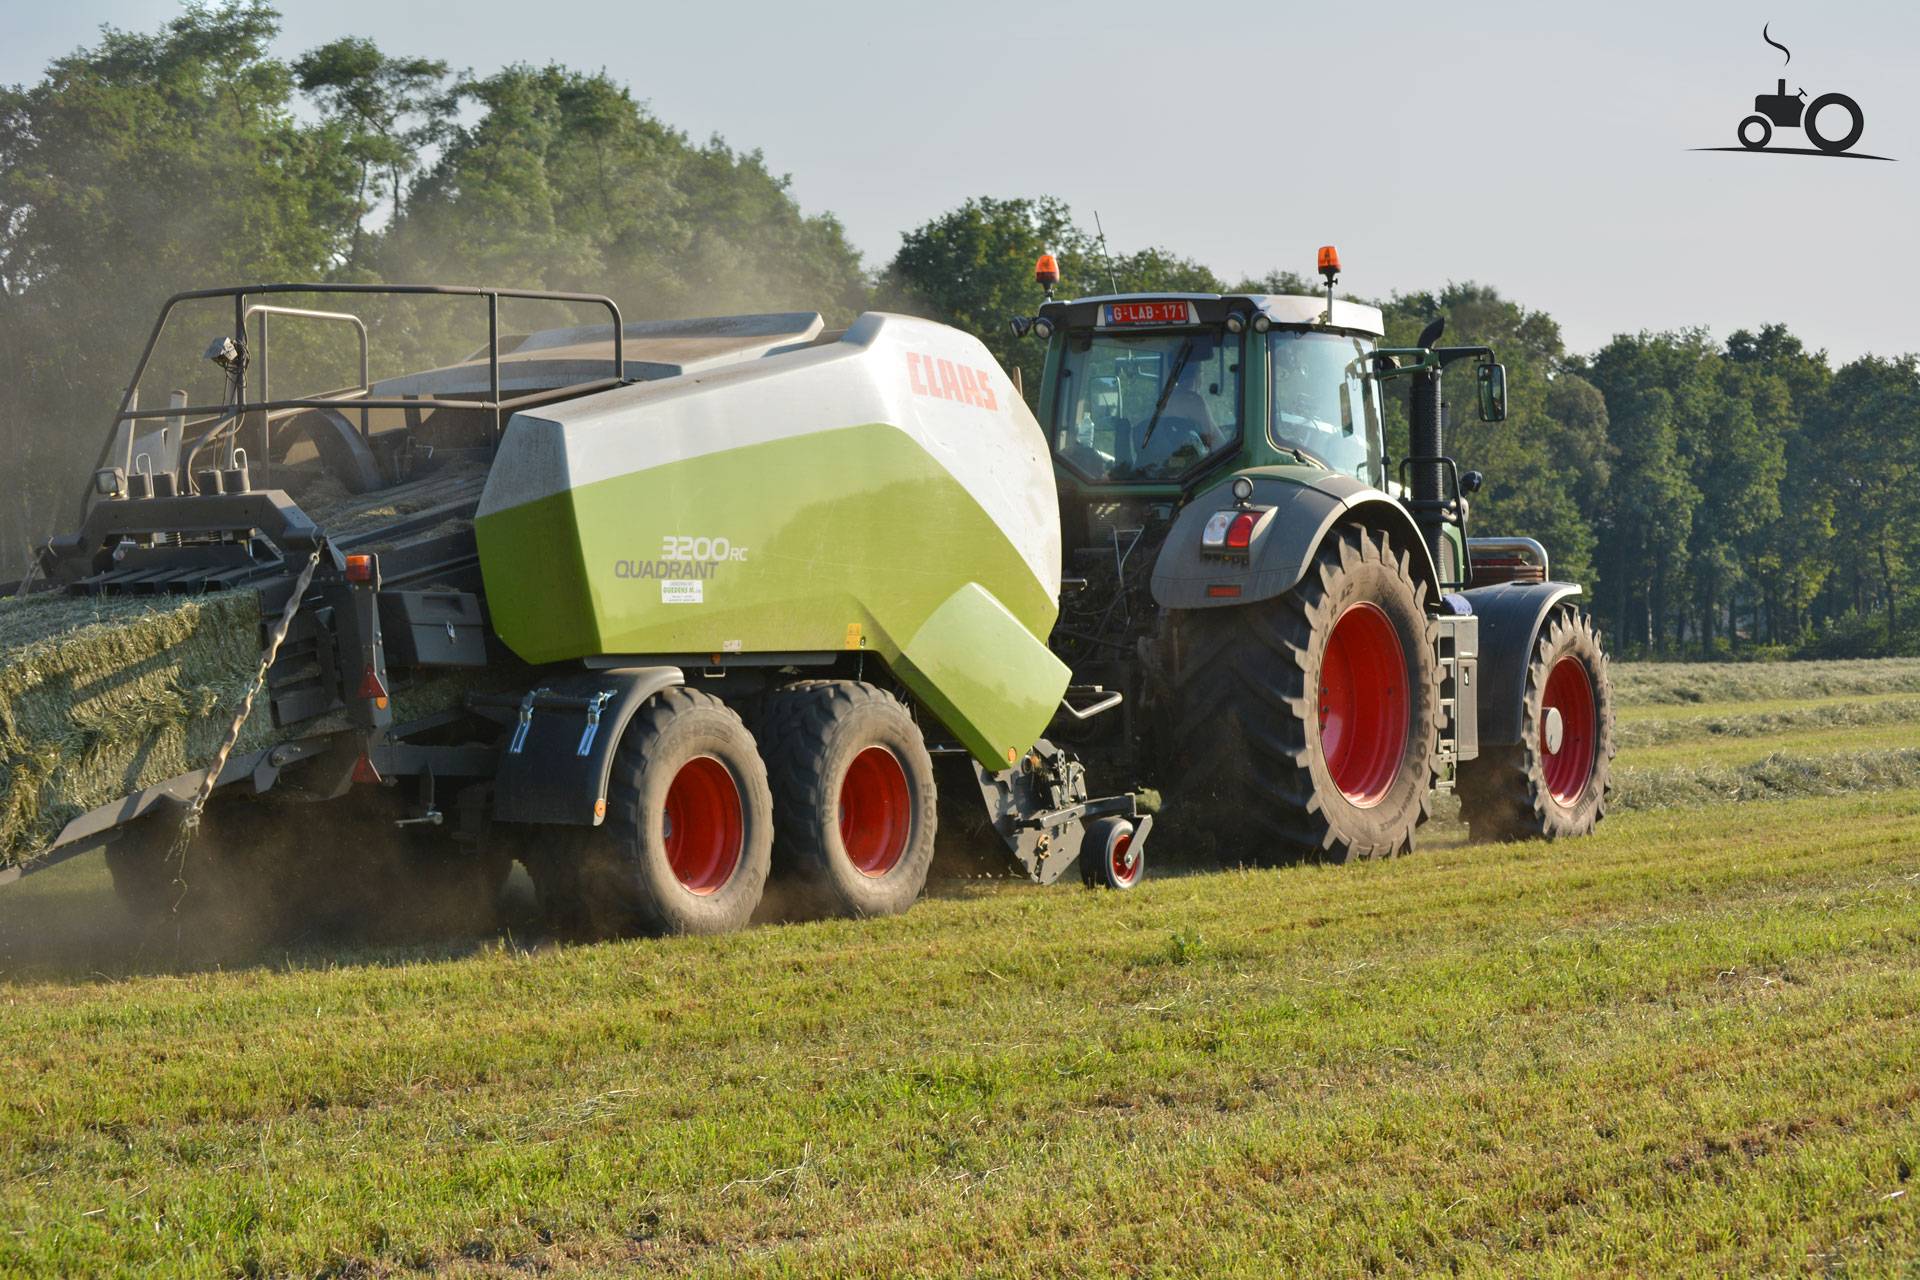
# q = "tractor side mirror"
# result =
<box><xmin>1477</xmin><ymin>363</ymin><xmax>1508</xmax><ymax>423</ymax></box>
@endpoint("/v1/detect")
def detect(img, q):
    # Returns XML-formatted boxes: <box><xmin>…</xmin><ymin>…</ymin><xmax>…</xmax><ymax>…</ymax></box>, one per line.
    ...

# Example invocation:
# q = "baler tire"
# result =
<box><xmin>1166</xmin><ymin>526</ymin><xmax>1440</xmax><ymax>864</ymax></box>
<box><xmin>398</xmin><ymin>838</ymin><xmax>513</xmax><ymax>936</ymax></box>
<box><xmin>103</xmin><ymin>798</ymin><xmax>277</xmax><ymax>932</ymax></box>
<box><xmin>760</xmin><ymin>680</ymin><xmax>937</xmax><ymax>919</ymax></box>
<box><xmin>1080</xmin><ymin>816</ymin><xmax>1143</xmax><ymax>890</ymax></box>
<box><xmin>523</xmin><ymin>844</ymin><xmax>588</xmax><ymax>938</ymax></box>
<box><xmin>1457</xmin><ymin>609</ymin><xmax>1615</xmax><ymax>841</ymax></box>
<box><xmin>556</xmin><ymin>687</ymin><xmax>773</xmax><ymax>938</ymax></box>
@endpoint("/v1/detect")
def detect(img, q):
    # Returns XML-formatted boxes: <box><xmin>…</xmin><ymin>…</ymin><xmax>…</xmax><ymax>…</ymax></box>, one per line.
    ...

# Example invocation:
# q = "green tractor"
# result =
<box><xmin>1016</xmin><ymin>247</ymin><xmax>1616</xmax><ymax>861</ymax></box>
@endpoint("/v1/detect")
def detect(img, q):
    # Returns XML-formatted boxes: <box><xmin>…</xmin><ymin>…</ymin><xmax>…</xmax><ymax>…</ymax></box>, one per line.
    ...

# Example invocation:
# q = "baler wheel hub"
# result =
<box><xmin>663</xmin><ymin>755</ymin><xmax>745</xmax><ymax>894</ymax></box>
<box><xmin>1109</xmin><ymin>830</ymin><xmax>1139</xmax><ymax>886</ymax></box>
<box><xmin>839</xmin><ymin>745</ymin><xmax>912</xmax><ymax>877</ymax></box>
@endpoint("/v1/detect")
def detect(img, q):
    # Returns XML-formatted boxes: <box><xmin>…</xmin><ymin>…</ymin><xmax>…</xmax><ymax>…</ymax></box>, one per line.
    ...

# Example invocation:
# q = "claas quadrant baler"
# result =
<box><xmin>0</xmin><ymin>285</ymin><xmax>1148</xmax><ymax>936</ymax></box>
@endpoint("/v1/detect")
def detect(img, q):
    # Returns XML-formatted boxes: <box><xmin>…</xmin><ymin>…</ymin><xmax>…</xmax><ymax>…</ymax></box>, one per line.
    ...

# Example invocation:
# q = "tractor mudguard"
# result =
<box><xmin>1457</xmin><ymin>581</ymin><xmax>1582</xmax><ymax>745</ymax></box>
<box><xmin>485</xmin><ymin>666</ymin><xmax>684</xmax><ymax>826</ymax></box>
<box><xmin>1149</xmin><ymin>469</ymin><xmax>1439</xmax><ymax>610</ymax></box>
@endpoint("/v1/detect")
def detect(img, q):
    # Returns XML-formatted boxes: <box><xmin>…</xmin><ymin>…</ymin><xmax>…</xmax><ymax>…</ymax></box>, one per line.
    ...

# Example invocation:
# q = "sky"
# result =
<box><xmin>5</xmin><ymin>0</ymin><xmax>1918</xmax><ymax>363</ymax></box>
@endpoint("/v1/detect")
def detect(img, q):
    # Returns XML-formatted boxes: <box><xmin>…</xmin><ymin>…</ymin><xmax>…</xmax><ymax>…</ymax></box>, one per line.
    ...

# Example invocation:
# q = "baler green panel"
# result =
<box><xmin>891</xmin><ymin>583</ymin><xmax>1071</xmax><ymax>768</ymax></box>
<box><xmin>475</xmin><ymin>485</ymin><xmax>604</xmax><ymax>657</ymax></box>
<box><xmin>479</xmin><ymin>422</ymin><xmax>1054</xmax><ymax>664</ymax></box>
<box><xmin>477</xmin><ymin>422</ymin><xmax>1059</xmax><ymax>769</ymax></box>
<box><xmin>476</xmin><ymin>310</ymin><xmax>1063</xmax><ymax>769</ymax></box>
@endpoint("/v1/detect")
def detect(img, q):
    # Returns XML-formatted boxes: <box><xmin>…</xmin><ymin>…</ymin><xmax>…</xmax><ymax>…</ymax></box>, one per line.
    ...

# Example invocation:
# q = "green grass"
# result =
<box><xmin>1</xmin><ymin>659</ymin><xmax>1917</xmax><ymax>1277</ymax></box>
<box><xmin>1611</xmin><ymin>657</ymin><xmax>1920</xmax><ymax>707</ymax></box>
<box><xmin>1615</xmin><ymin>692</ymin><xmax>1920</xmax><ymax>744</ymax></box>
<box><xmin>1624</xmin><ymin>720</ymin><xmax>1920</xmax><ymax>770</ymax></box>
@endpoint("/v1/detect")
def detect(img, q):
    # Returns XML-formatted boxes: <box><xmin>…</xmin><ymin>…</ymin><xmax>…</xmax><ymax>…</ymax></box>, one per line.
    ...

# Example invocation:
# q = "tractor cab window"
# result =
<box><xmin>1269</xmin><ymin>330</ymin><xmax>1381</xmax><ymax>484</ymax></box>
<box><xmin>1051</xmin><ymin>327</ymin><xmax>1242</xmax><ymax>482</ymax></box>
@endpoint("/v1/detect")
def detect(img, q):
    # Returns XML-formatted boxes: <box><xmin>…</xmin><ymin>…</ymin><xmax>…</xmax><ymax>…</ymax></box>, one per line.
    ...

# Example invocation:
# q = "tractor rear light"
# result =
<box><xmin>1207</xmin><ymin>584</ymin><xmax>1242</xmax><ymax>598</ymax></box>
<box><xmin>1225</xmin><ymin>511</ymin><xmax>1259</xmax><ymax>549</ymax></box>
<box><xmin>1202</xmin><ymin>507</ymin><xmax>1269</xmax><ymax>553</ymax></box>
<box><xmin>344</xmin><ymin>554</ymin><xmax>374</xmax><ymax>583</ymax></box>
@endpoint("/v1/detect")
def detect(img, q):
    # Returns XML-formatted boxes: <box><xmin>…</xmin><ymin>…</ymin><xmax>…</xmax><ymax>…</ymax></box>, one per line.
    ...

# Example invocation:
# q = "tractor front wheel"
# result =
<box><xmin>761</xmin><ymin>680</ymin><xmax>938</xmax><ymax>918</ymax></box>
<box><xmin>1168</xmin><ymin>527</ymin><xmax>1440</xmax><ymax>863</ymax></box>
<box><xmin>1456</xmin><ymin>609</ymin><xmax>1615</xmax><ymax>841</ymax></box>
<box><xmin>534</xmin><ymin>687</ymin><xmax>773</xmax><ymax>938</ymax></box>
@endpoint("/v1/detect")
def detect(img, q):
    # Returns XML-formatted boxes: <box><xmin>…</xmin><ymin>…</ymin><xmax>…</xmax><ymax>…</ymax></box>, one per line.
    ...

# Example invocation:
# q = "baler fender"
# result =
<box><xmin>482</xmin><ymin>667</ymin><xmax>684</xmax><ymax>826</ymax></box>
<box><xmin>1456</xmin><ymin>582</ymin><xmax>1583</xmax><ymax>745</ymax></box>
<box><xmin>1150</xmin><ymin>470</ymin><xmax>1439</xmax><ymax>610</ymax></box>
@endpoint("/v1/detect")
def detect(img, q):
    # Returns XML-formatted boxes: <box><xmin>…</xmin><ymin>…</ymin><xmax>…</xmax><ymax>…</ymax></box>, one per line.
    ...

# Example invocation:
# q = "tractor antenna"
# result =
<box><xmin>1093</xmin><ymin>210</ymin><xmax>1120</xmax><ymax>294</ymax></box>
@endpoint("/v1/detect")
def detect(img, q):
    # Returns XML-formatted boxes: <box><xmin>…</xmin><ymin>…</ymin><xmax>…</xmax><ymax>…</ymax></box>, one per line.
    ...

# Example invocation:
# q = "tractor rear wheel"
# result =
<box><xmin>1456</xmin><ymin>609</ymin><xmax>1615</xmax><ymax>841</ymax></box>
<box><xmin>535</xmin><ymin>687</ymin><xmax>773</xmax><ymax>938</ymax></box>
<box><xmin>1167</xmin><ymin>526</ymin><xmax>1440</xmax><ymax>863</ymax></box>
<box><xmin>761</xmin><ymin>680</ymin><xmax>938</xmax><ymax>918</ymax></box>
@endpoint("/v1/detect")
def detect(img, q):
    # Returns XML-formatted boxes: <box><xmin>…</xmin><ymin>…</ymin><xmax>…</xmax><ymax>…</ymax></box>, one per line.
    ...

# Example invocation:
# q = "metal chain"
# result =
<box><xmin>169</xmin><ymin>549</ymin><xmax>323</xmax><ymax>867</ymax></box>
<box><xmin>11</xmin><ymin>543</ymin><xmax>46</xmax><ymax>598</ymax></box>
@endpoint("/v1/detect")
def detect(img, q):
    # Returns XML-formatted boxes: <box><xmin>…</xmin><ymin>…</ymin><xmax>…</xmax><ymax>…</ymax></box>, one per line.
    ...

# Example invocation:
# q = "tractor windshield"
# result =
<box><xmin>1051</xmin><ymin>327</ymin><xmax>1242</xmax><ymax>482</ymax></box>
<box><xmin>1269</xmin><ymin>330</ymin><xmax>1381</xmax><ymax>484</ymax></box>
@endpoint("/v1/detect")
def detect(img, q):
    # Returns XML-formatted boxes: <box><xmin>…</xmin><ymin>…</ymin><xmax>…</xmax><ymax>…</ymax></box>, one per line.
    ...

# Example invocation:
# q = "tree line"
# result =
<box><xmin>3</xmin><ymin>4</ymin><xmax>1914</xmax><ymax>658</ymax></box>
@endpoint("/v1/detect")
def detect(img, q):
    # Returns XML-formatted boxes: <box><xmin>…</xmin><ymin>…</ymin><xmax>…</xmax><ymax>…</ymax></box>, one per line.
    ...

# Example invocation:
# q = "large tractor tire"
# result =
<box><xmin>1457</xmin><ymin>609</ymin><xmax>1615</xmax><ymax>841</ymax></box>
<box><xmin>531</xmin><ymin>687</ymin><xmax>773</xmax><ymax>938</ymax></box>
<box><xmin>1167</xmin><ymin>526</ymin><xmax>1440</xmax><ymax>863</ymax></box>
<box><xmin>760</xmin><ymin>680</ymin><xmax>938</xmax><ymax>918</ymax></box>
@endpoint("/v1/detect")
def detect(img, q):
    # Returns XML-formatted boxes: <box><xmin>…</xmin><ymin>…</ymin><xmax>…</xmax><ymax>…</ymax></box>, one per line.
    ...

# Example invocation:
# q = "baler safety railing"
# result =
<box><xmin>85</xmin><ymin>283</ymin><xmax>625</xmax><ymax>516</ymax></box>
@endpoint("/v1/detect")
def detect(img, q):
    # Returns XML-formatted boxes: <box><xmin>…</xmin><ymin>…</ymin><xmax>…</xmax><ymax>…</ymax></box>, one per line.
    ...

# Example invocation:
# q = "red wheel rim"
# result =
<box><xmin>1109</xmin><ymin>830</ymin><xmax>1139</xmax><ymax>886</ymax></box>
<box><xmin>839</xmin><ymin>746</ymin><xmax>911</xmax><ymax>877</ymax></box>
<box><xmin>1541</xmin><ymin>656</ymin><xmax>1597</xmax><ymax>805</ymax></box>
<box><xmin>663</xmin><ymin>756</ymin><xmax>744</xmax><ymax>894</ymax></box>
<box><xmin>1318</xmin><ymin>602</ymin><xmax>1410</xmax><ymax>807</ymax></box>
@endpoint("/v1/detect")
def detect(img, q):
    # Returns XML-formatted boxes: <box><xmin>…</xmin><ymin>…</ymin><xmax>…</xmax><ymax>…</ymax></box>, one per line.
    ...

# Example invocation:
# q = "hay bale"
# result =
<box><xmin>0</xmin><ymin>465</ymin><xmax>508</xmax><ymax>869</ymax></box>
<box><xmin>0</xmin><ymin>588</ymin><xmax>495</xmax><ymax>867</ymax></box>
<box><xmin>0</xmin><ymin>590</ymin><xmax>274</xmax><ymax>866</ymax></box>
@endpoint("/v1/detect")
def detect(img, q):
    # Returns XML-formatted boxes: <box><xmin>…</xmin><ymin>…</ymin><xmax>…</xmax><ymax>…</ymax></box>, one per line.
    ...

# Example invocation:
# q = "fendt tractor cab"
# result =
<box><xmin>1014</xmin><ymin>247</ymin><xmax>1616</xmax><ymax>861</ymax></box>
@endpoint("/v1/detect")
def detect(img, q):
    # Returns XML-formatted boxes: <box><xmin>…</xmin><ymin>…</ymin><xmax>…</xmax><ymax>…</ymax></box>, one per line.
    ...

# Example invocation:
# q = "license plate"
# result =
<box><xmin>1104</xmin><ymin>301</ymin><xmax>1193</xmax><ymax>326</ymax></box>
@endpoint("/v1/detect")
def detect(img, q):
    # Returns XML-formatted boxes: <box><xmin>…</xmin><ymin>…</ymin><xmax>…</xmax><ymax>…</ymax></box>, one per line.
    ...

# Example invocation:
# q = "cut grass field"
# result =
<box><xmin>1</xmin><ymin>660</ymin><xmax>1917</xmax><ymax>1277</ymax></box>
